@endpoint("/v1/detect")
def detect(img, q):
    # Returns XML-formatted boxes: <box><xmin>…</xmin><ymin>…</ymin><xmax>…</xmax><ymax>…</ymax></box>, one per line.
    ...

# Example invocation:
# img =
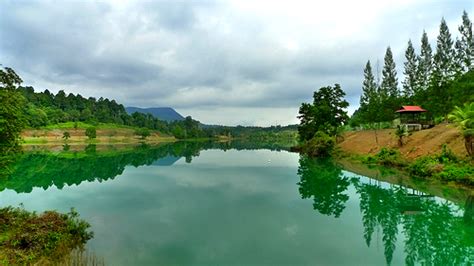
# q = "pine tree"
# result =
<box><xmin>432</xmin><ymin>18</ymin><xmax>455</xmax><ymax>87</ymax></box>
<box><xmin>359</xmin><ymin>60</ymin><xmax>379</xmax><ymax>123</ymax></box>
<box><xmin>417</xmin><ymin>31</ymin><xmax>433</xmax><ymax>95</ymax></box>
<box><xmin>380</xmin><ymin>46</ymin><xmax>399</xmax><ymax>120</ymax></box>
<box><xmin>402</xmin><ymin>40</ymin><xmax>418</xmax><ymax>101</ymax></box>
<box><xmin>458</xmin><ymin>10</ymin><xmax>473</xmax><ymax>71</ymax></box>
<box><xmin>453</xmin><ymin>38</ymin><xmax>465</xmax><ymax>78</ymax></box>
<box><xmin>430</xmin><ymin>18</ymin><xmax>455</xmax><ymax>117</ymax></box>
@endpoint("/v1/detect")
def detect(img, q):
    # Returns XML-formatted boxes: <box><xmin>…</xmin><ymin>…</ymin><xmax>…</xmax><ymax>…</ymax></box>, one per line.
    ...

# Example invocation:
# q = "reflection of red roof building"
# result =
<box><xmin>395</xmin><ymin>106</ymin><xmax>427</xmax><ymax>113</ymax></box>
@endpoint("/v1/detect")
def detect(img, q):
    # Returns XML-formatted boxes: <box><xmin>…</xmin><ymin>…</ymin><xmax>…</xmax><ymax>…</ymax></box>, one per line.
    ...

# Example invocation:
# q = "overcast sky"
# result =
<box><xmin>0</xmin><ymin>0</ymin><xmax>472</xmax><ymax>126</ymax></box>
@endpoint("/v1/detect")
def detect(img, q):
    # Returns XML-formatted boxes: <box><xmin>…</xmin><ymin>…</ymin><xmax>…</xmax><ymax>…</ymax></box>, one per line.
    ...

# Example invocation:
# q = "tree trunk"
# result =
<box><xmin>373</xmin><ymin>123</ymin><xmax>379</xmax><ymax>146</ymax></box>
<box><xmin>465</xmin><ymin>135</ymin><xmax>473</xmax><ymax>157</ymax></box>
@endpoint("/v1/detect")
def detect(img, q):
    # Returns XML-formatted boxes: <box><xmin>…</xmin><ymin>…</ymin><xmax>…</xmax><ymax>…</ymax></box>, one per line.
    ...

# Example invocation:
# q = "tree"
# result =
<box><xmin>380</xmin><ymin>47</ymin><xmax>400</xmax><ymax>120</ymax></box>
<box><xmin>63</xmin><ymin>131</ymin><xmax>71</xmax><ymax>141</ymax></box>
<box><xmin>448</xmin><ymin>102</ymin><xmax>474</xmax><ymax>156</ymax></box>
<box><xmin>359</xmin><ymin>60</ymin><xmax>379</xmax><ymax>123</ymax></box>
<box><xmin>403</xmin><ymin>40</ymin><xmax>418</xmax><ymax>101</ymax></box>
<box><xmin>297</xmin><ymin>84</ymin><xmax>349</xmax><ymax>141</ymax></box>
<box><xmin>416</xmin><ymin>31</ymin><xmax>433</xmax><ymax>105</ymax></box>
<box><xmin>429</xmin><ymin>18</ymin><xmax>455</xmax><ymax>117</ymax></box>
<box><xmin>85</xmin><ymin>127</ymin><xmax>97</xmax><ymax>140</ymax></box>
<box><xmin>0</xmin><ymin>67</ymin><xmax>25</xmax><ymax>154</ymax></box>
<box><xmin>458</xmin><ymin>11</ymin><xmax>473</xmax><ymax>71</ymax></box>
<box><xmin>395</xmin><ymin>124</ymin><xmax>409</xmax><ymax>147</ymax></box>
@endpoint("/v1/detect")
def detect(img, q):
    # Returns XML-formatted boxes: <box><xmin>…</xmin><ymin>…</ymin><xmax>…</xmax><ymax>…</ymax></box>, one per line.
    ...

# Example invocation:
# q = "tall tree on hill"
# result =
<box><xmin>402</xmin><ymin>40</ymin><xmax>418</xmax><ymax>102</ymax></box>
<box><xmin>453</xmin><ymin>38</ymin><xmax>465</xmax><ymax>78</ymax></box>
<box><xmin>380</xmin><ymin>46</ymin><xmax>399</xmax><ymax>120</ymax></box>
<box><xmin>359</xmin><ymin>61</ymin><xmax>379</xmax><ymax>122</ymax></box>
<box><xmin>416</xmin><ymin>31</ymin><xmax>433</xmax><ymax>103</ymax></box>
<box><xmin>359</xmin><ymin>60</ymin><xmax>383</xmax><ymax>144</ymax></box>
<box><xmin>458</xmin><ymin>11</ymin><xmax>473</xmax><ymax>71</ymax></box>
<box><xmin>298</xmin><ymin>84</ymin><xmax>349</xmax><ymax>141</ymax></box>
<box><xmin>430</xmin><ymin>18</ymin><xmax>455</xmax><ymax>117</ymax></box>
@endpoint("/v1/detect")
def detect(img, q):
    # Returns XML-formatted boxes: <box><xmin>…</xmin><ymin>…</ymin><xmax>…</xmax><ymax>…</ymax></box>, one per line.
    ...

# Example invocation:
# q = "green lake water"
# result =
<box><xmin>0</xmin><ymin>142</ymin><xmax>472</xmax><ymax>265</ymax></box>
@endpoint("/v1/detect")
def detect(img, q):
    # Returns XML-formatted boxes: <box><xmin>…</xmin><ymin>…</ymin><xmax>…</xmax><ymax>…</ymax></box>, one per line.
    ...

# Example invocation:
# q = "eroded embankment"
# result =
<box><xmin>339</xmin><ymin>123</ymin><xmax>467</xmax><ymax>159</ymax></box>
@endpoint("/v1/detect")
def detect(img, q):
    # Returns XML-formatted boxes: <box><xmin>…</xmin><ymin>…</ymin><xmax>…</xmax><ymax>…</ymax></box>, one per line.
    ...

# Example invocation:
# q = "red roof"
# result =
<box><xmin>396</xmin><ymin>106</ymin><xmax>427</xmax><ymax>113</ymax></box>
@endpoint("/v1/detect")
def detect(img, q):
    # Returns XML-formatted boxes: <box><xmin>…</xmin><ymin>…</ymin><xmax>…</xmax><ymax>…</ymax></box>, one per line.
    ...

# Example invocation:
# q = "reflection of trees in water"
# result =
<box><xmin>297</xmin><ymin>156</ymin><xmax>350</xmax><ymax>218</ymax></box>
<box><xmin>0</xmin><ymin>140</ymin><xmax>292</xmax><ymax>193</ymax></box>
<box><xmin>354</xmin><ymin>182</ymin><xmax>404</xmax><ymax>265</ymax></box>
<box><xmin>297</xmin><ymin>158</ymin><xmax>473</xmax><ymax>265</ymax></box>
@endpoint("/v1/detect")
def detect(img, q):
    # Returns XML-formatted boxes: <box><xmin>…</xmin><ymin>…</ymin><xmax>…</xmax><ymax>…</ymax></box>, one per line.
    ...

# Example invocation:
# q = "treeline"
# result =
<box><xmin>17</xmin><ymin>86</ymin><xmax>209</xmax><ymax>138</ymax></box>
<box><xmin>352</xmin><ymin>11</ymin><xmax>473</xmax><ymax>126</ymax></box>
<box><xmin>14</xmin><ymin>85</ymin><xmax>297</xmax><ymax>140</ymax></box>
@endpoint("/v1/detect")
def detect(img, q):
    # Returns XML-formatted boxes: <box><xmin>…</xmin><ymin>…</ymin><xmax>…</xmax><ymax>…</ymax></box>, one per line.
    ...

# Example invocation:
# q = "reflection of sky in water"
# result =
<box><xmin>0</xmin><ymin>149</ymin><xmax>468</xmax><ymax>265</ymax></box>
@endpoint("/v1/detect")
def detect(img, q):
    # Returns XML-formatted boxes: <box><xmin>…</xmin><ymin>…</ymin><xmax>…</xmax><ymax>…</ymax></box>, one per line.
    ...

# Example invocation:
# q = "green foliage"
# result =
<box><xmin>395</xmin><ymin>124</ymin><xmax>409</xmax><ymax>146</ymax></box>
<box><xmin>408</xmin><ymin>145</ymin><xmax>473</xmax><ymax>184</ymax></box>
<box><xmin>380</xmin><ymin>46</ymin><xmax>400</xmax><ymax>120</ymax></box>
<box><xmin>0</xmin><ymin>67</ymin><xmax>25</xmax><ymax>154</ymax></box>
<box><xmin>134</xmin><ymin>127</ymin><xmax>151</xmax><ymax>139</ymax></box>
<box><xmin>0</xmin><ymin>207</ymin><xmax>93</xmax><ymax>264</ymax></box>
<box><xmin>298</xmin><ymin>84</ymin><xmax>349</xmax><ymax>141</ymax></box>
<box><xmin>300</xmin><ymin>131</ymin><xmax>336</xmax><ymax>157</ymax></box>
<box><xmin>365</xmin><ymin>147</ymin><xmax>407</xmax><ymax>167</ymax></box>
<box><xmin>449</xmin><ymin>102</ymin><xmax>474</xmax><ymax>156</ymax></box>
<box><xmin>402</xmin><ymin>40</ymin><xmax>419</xmax><ymax>100</ymax></box>
<box><xmin>62</xmin><ymin>131</ymin><xmax>71</xmax><ymax>140</ymax></box>
<box><xmin>85</xmin><ymin>127</ymin><xmax>96</xmax><ymax>139</ymax></box>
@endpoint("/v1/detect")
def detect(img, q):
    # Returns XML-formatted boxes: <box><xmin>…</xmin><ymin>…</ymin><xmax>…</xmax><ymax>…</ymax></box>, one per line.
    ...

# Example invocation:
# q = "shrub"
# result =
<box><xmin>365</xmin><ymin>147</ymin><xmax>406</xmax><ymax>167</ymax></box>
<box><xmin>0</xmin><ymin>207</ymin><xmax>93</xmax><ymax>264</ymax></box>
<box><xmin>62</xmin><ymin>131</ymin><xmax>70</xmax><ymax>141</ymax></box>
<box><xmin>85</xmin><ymin>127</ymin><xmax>96</xmax><ymax>140</ymax></box>
<box><xmin>408</xmin><ymin>156</ymin><xmax>443</xmax><ymax>178</ymax></box>
<box><xmin>134</xmin><ymin>128</ymin><xmax>151</xmax><ymax>140</ymax></box>
<box><xmin>435</xmin><ymin>164</ymin><xmax>474</xmax><ymax>184</ymax></box>
<box><xmin>301</xmin><ymin>131</ymin><xmax>335</xmax><ymax>157</ymax></box>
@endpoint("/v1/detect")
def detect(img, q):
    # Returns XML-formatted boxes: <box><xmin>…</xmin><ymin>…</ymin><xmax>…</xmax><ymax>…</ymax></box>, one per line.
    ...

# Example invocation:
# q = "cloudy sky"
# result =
<box><xmin>0</xmin><ymin>0</ymin><xmax>472</xmax><ymax>126</ymax></box>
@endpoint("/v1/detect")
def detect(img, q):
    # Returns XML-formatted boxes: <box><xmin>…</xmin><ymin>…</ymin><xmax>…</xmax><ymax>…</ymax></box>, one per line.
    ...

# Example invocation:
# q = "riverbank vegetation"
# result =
<box><xmin>0</xmin><ymin>206</ymin><xmax>93</xmax><ymax>265</ymax></box>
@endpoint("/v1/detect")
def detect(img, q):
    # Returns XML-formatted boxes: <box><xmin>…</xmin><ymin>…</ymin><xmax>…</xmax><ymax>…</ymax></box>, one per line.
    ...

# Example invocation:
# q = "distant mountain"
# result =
<box><xmin>125</xmin><ymin>107</ymin><xmax>185</xmax><ymax>122</ymax></box>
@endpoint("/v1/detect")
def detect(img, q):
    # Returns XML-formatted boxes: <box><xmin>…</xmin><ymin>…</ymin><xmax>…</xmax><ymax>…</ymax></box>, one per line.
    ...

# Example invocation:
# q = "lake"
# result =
<box><xmin>1</xmin><ymin>141</ymin><xmax>472</xmax><ymax>265</ymax></box>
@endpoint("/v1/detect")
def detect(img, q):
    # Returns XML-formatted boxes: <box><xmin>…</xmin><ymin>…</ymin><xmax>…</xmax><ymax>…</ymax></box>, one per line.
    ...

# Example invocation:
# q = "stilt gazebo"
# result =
<box><xmin>395</xmin><ymin>106</ymin><xmax>433</xmax><ymax>131</ymax></box>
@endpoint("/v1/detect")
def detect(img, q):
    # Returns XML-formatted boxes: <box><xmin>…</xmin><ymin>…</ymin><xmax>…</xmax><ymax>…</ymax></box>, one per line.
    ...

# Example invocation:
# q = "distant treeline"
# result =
<box><xmin>15</xmin><ymin>85</ymin><xmax>297</xmax><ymax>139</ymax></box>
<box><xmin>352</xmin><ymin>11</ymin><xmax>473</xmax><ymax>126</ymax></box>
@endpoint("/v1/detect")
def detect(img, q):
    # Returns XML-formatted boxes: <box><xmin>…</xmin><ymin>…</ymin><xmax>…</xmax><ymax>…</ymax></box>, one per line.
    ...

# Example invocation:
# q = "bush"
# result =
<box><xmin>365</xmin><ymin>147</ymin><xmax>406</xmax><ymax>167</ymax></box>
<box><xmin>134</xmin><ymin>128</ymin><xmax>151</xmax><ymax>139</ymax></box>
<box><xmin>408</xmin><ymin>156</ymin><xmax>443</xmax><ymax>178</ymax></box>
<box><xmin>0</xmin><ymin>207</ymin><xmax>93</xmax><ymax>264</ymax></box>
<box><xmin>435</xmin><ymin>164</ymin><xmax>474</xmax><ymax>184</ymax></box>
<box><xmin>85</xmin><ymin>127</ymin><xmax>96</xmax><ymax>139</ymax></box>
<box><xmin>301</xmin><ymin>131</ymin><xmax>335</xmax><ymax>157</ymax></box>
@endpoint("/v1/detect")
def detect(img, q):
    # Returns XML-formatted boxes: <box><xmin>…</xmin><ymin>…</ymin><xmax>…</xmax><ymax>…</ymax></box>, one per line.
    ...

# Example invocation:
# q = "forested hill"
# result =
<box><xmin>125</xmin><ymin>107</ymin><xmax>185</xmax><ymax>122</ymax></box>
<box><xmin>12</xmin><ymin>85</ymin><xmax>297</xmax><ymax>140</ymax></box>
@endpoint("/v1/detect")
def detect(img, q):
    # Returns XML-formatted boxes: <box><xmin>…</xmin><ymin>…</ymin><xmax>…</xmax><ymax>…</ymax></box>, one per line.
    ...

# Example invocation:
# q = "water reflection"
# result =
<box><xmin>0</xmin><ymin>140</ymin><xmax>293</xmax><ymax>193</ymax></box>
<box><xmin>297</xmin><ymin>155</ymin><xmax>473</xmax><ymax>265</ymax></box>
<box><xmin>297</xmin><ymin>156</ymin><xmax>351</xmax><ymax>218</ymax></box>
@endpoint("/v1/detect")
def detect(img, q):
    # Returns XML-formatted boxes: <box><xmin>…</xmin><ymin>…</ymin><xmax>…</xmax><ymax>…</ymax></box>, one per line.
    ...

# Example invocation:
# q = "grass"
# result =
<box><xmin>39</xmin><ymin>122</ymin><xmax>135</xmax><ymax>130</ymax></box>
<box><xmin>0</xmin><ymin>206</ymin><xmax>93</xmax><ymax>265</ymax></box>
